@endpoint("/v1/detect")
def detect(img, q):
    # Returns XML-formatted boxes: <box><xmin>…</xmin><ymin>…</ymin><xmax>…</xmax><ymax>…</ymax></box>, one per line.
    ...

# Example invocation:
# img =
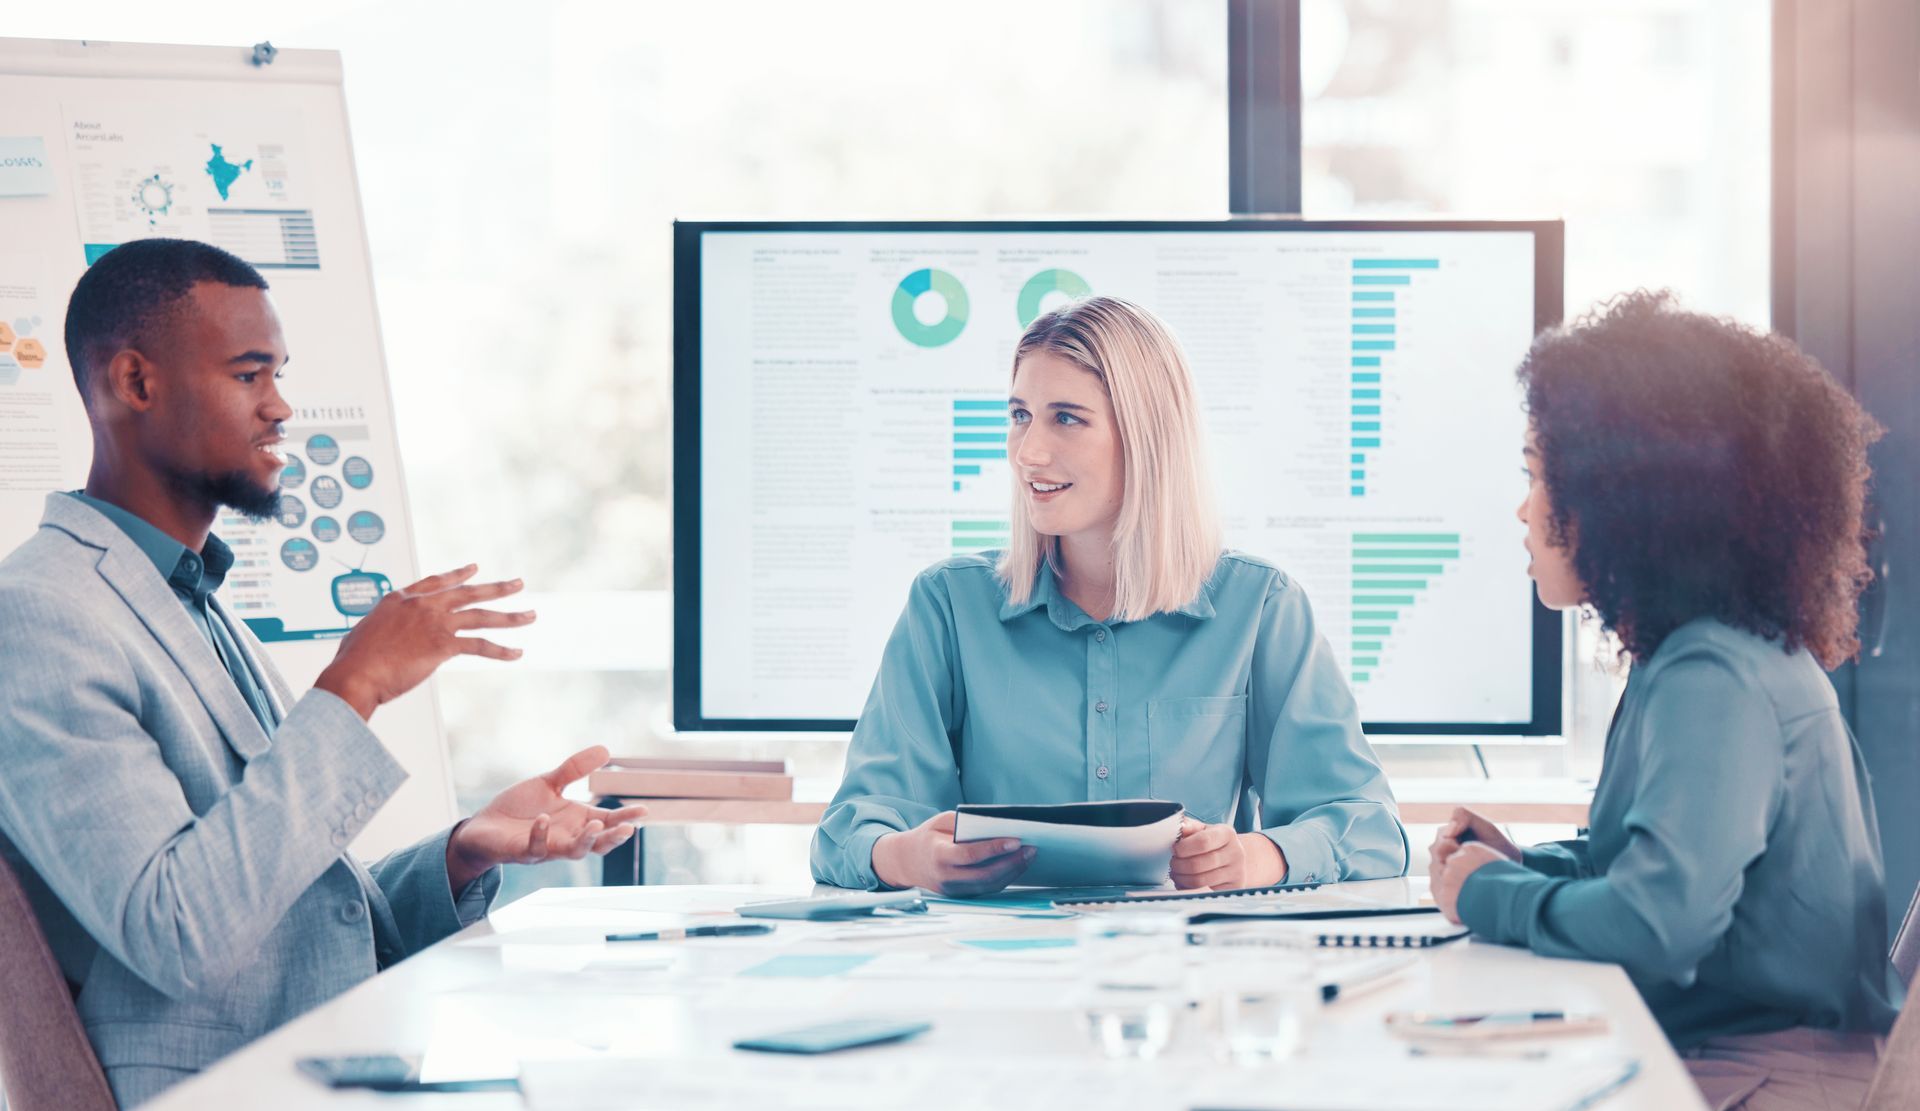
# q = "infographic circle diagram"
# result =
<box><xmin>346</xmin><ymin>510</ymin><xmax>385</xmax><ymax>545</ymax></box>
<box><xmin>311</xmin><ymin>516</ymin><xmax>341</xmax><ymax>543</ymax></box>
<box><xmin>310</xmin><ymin>475</ymin><xmax>343</xmax><ymax>510</ymax></box>
<box><xmin>305</xmin><ymin>434</ymin><xmax>341</xmax><ymax>465</ymax></box>
<box><xmin>280</xmin><ymin>537</ymin><xmax>318</xmax><ymax>571</ymax></box>
<box><xmin>342</xmin><ymin>456</ymin><xmax>374</xmax><ymax>489</ymax></box>
<box><xmin>1017</xmin><ymin>268</ymin><xmax>1092</xmax><ymax>326</ymax></box>
<box><xmin>278</xmin><ymin>455</ymin><xmax>306</xmax><ymax>489</ymax></box>
<box><xmin>891</xmin><ymin>269</ymin><xmax>969</xmax><ymax>347</ymax></box>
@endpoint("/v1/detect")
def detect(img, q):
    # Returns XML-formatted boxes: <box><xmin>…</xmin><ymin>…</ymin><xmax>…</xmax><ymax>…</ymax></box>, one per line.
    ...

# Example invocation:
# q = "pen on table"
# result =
<box><xmin>1407</xmin><ymin>1043</ymin><xmax>1550</xmax><ymax>1060</ymax></box>
<box><xmin>1320</xmin><ymin>954</ymin><xmax>1415</xmax><ymax>1003</ymax></box>
<box><xmin>606</xmin><ymin>923</ymin><xmax>774</xmax><ymax>942</ymax></box>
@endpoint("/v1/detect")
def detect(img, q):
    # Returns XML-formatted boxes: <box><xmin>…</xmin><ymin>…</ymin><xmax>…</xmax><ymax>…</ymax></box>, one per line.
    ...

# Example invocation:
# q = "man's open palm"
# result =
<box><xmin>446</xmin><ymin>745</ymin><xmax>647</xmax><ymax>889</ymax></box>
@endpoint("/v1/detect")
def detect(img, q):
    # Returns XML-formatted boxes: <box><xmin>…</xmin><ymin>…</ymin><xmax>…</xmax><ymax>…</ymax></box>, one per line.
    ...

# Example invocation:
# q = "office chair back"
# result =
<box><xmin>1864</xmin><ymin>984</ymin><xmax>1920</xmax><ymax>1110</ymax></box>
<box><xmin>1864</xmin><ymin>880</ymin><xmax>1920</xmax><ymax>1110</ymax></box>
<box><xmin>0</xmin><ymin>851</ymin><xmax>116</xmax><ymax>1111</ymax></box>
<box><xmin>1893</xmin><ymin>878</ymin><xmax>1920</xmax><ymax>988</ymax></box>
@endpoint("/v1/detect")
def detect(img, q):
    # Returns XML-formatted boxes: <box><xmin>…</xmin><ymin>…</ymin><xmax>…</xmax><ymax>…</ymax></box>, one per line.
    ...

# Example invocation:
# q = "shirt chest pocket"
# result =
<box><xmin>1147</xmin><ymin>695</ymin><xmax>1248</xmax><ymax>824</ymax></box>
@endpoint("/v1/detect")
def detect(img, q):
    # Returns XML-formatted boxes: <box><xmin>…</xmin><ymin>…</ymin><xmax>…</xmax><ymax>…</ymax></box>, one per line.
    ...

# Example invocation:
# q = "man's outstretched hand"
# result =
<box><xmin>315</xmin><ymin>564</ymin><xmax>535</xmax><ymax>721</ymax></box>
<box><xmin>445</xmin><ymin>745</ymin><xmax>648</xmax><ymax>891</ymax></box>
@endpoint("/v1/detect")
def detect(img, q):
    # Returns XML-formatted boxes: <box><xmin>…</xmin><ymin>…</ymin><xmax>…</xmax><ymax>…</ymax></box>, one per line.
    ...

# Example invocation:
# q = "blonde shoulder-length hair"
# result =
<box><xmin>997</xmin><ymin>296</ymin><xmax>1221</xmax><ymax>619</ymax></box>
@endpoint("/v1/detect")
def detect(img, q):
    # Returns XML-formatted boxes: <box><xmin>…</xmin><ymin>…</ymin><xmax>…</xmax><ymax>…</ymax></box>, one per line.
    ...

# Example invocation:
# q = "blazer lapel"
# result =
<box><xmin>213</xmin><ymin>594</ymin><xmax>292</xmax><ymax>727</ymax></box>
<box><xmin>92</xmin><ymin>538</ymin><xmax>273</xmax><ymax>763</ymax></box>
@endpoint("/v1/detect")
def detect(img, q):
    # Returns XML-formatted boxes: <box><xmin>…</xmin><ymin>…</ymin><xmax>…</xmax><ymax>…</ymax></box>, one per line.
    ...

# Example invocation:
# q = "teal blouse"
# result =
<box><xmin>810</xmin><ymin>551</ymin><xmax>1409</xmax><ymax>890</ymax></box>
<box><xmin>1459</xmin><ymin>618</ymin><xmax>1904</xmax><ymax>1048</ymax></box>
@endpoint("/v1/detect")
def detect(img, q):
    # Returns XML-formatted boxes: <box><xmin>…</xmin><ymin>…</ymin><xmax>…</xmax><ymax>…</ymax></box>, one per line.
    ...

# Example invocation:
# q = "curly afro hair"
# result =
<box><xmin>1518</xmin><ymin>290</ymin><xmax>1882</xmax><ymax>668</ymax></box>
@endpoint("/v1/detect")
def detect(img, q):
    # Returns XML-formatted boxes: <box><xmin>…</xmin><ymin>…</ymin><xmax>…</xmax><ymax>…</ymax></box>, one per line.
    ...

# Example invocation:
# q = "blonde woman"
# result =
<box><xmin>811</xmin><ymin>297</ymin><xmax>1407</xmax><ymax>895</ymax></box>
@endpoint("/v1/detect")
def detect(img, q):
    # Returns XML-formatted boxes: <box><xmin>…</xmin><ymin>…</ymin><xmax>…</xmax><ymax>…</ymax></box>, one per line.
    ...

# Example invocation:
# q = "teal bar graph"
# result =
<box><xmin>1344</xmin><ymin>253</ymin><xmax>1439</xmax><ymax>504</ymax></box>
<box><xmin>952</xmin><ymin>519</ymin><xmax>1011</xmax><ymax>554</ymax></box>
<box><xmin>953</xmin><ymin>399</ymin><xmax>1012</xmax><ymax>494</ymax></box>
<box><xmin>1347</xmin><ymin>529</ymin><xmax>1462</xmax><ymax>684</ymax></box>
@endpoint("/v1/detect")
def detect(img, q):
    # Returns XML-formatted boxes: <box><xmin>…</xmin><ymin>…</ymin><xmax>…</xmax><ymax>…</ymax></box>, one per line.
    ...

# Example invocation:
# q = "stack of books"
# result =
<box><xmin>588</xmin><ymin>757</ymin><xmax>793</xmax><ymax>801</ymax></box>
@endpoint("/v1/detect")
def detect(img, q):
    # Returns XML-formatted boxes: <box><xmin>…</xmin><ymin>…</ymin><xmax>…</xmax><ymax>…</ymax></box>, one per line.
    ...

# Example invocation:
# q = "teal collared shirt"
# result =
<box><xmin>1457</xmin><ymin>618</ymin><xmax>1903</xmax><ymax>1048</ymax></box>
<box><xmin>64</xmin><ymin>492</ymin><xmax>278</xmax><ymax>736</ymax></box>
<box><xmin>810</xmin><ymin>551</ymin><xmax>1408</xmax><ymax>890</ymax></box>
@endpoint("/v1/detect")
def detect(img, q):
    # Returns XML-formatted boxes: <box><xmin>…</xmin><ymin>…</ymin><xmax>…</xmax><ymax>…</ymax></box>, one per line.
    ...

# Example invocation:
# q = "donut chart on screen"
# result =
<box><xmin>891</xmin><ymin>268</ymin><xmax>969</xmax><ymax>347</ymax></box>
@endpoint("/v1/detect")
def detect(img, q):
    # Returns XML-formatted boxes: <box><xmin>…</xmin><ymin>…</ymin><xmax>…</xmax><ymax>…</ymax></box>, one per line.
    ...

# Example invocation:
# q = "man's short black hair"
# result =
<box><xmin>64</xmin><ymin>238</ymin><xmax>268</xmax><ymax>402</ymax></box>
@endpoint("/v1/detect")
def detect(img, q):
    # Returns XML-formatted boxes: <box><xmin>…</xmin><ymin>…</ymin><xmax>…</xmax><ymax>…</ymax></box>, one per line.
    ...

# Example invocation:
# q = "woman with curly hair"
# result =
<box><xmin>1428</xmin><ymin>291</ymin><xmax>1902</xmax><ymax>1109</ymax></box>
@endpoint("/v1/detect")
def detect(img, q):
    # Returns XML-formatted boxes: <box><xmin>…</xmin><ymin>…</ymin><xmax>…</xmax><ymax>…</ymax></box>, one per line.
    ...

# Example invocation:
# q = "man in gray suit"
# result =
<box><xmin>0</xmin><ymin>239</ymin><xmax>648</xmax><ymax>1107</ymax></box>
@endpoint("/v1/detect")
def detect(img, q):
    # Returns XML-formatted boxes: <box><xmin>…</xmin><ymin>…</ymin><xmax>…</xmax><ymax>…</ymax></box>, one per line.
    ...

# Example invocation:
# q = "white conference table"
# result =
<box><xmin>146</xmin><ymin>879</ymin><xmax>1705</xmax><ymax>1111</ymax></box>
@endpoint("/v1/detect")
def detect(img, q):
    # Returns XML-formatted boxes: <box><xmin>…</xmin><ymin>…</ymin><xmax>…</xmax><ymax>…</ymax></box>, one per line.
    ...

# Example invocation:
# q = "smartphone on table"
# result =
<box><xmin>734</xmin><ymin>1018</ymin><xmax>933</xmax><ymax>1054</ymax></box>
<box><xmin>296</xmin><ymin>1054</ymin><xmax>519</xmax><ymax>1092</ymax></box>
<box><xmin>1384</xmin><ymin>1011</ymin><xmax>1608</xmax><ymax>1040</ymax></box>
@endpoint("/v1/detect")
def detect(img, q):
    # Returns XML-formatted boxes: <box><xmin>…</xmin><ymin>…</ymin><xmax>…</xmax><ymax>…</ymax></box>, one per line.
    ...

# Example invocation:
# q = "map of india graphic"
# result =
<box><xmin>203</xmin><ymin>143</ymin><xmax>252</xmax><ymax>200</ymax></box>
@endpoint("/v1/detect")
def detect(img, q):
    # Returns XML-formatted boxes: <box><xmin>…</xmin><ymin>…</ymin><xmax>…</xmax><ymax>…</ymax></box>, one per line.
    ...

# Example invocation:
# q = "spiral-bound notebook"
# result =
<box><xmin>1194</xmin><ymin>911</ymin><xmax>1469</xmax><ymax>949</ymax></box>
<box><xmin>1050</xmin><ymin>880</ymin><xmax>1324</xmax><ymax>909</ymax></box>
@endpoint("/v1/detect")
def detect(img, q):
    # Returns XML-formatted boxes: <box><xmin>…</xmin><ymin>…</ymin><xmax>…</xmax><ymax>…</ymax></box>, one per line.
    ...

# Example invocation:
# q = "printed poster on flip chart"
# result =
<box><xmin>63</xmin><ymin>101</ymin><xmax>321</xmax><ymax>272</ymax></box>
<box><xmin>0</xmin><ymin>40</ymin><xmax>449</xmax><ymax>854</ymax></box>
<box><xmin>0</xmin><ymin>253</ymin><xmax>88</xmax><ymax>495</ymax></box>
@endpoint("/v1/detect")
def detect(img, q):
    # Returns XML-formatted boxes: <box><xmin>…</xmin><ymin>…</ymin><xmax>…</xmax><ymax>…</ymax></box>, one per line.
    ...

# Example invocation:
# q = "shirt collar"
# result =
<box><xmin>65</xmin><ymin>491</ymin><xmax>234</xmax><ymax>605</ymax></box>
<box><xmin>997</xmin><ymin>553</ymin><xmax>1218</xmax><ymax>629</ymax></box>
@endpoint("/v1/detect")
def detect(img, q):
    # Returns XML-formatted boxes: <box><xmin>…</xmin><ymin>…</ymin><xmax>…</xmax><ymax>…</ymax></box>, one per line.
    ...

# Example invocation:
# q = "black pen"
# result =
<box><xmin>1319</xmin><ymin>954</ymin><xmax>1414</xmax><ymax>1002</ymax></box>
<box><xmin>606</xmin><ymin>923</ymin><xmax>773</xmax><ymax>942</ymax></box>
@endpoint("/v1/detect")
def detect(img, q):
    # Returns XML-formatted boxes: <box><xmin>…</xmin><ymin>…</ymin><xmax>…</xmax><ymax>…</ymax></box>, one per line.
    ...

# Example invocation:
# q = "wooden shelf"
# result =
<box><xmin>608</xmin><ymin>777</ymin><xmax>1591</xmax><ymax>829</ymax></box>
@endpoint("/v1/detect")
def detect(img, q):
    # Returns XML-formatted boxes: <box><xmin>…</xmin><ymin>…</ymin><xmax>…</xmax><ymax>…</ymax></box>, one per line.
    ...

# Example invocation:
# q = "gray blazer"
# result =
<box><xmin>0</xmin><ymin>494</ymin><xmax>496</xmax><ymax>1108</ymax></box>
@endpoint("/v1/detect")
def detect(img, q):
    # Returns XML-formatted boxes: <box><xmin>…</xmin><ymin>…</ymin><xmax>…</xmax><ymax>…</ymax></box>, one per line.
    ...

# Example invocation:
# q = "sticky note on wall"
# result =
<box><xmin>0</xmin><ymin>138</ymin><xmax>54</xmax><ymax>197</ymax></box>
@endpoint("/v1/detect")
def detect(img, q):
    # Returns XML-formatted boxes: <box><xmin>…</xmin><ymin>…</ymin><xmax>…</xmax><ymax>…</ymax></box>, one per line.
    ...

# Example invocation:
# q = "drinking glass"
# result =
<box><xmin>1074</xmin><ymin>911</ymin><xmax>1191</xmax><ymax>1061</ymax></box>
<box><xmin>1216</xmin><ymin>953</ymin><xmax>1318</xmax><ymax>1063</ymax></box>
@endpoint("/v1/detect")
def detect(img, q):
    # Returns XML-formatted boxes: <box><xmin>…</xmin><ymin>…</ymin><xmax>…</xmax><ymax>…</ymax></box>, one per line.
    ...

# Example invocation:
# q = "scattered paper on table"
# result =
<box><xmin>955</xmin><ymin>937</ymin><xmax>1077</xmax><ymax>952</ymax></box>
<box><xmin>738</xmin><ymin>954</ymin><xmax>877</xmax><ymax>978</ymax></box>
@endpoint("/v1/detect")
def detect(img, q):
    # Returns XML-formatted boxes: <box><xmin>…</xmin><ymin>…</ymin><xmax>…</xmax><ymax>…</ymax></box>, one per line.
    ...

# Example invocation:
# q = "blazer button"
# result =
<box><xmin>354</xmin><ymin>803</ymin><xmax>371</xmax><ymax>821</ymax></box>
<box><xmin>341</xmin><ymin>901</ymin><xmax>365</xmax><ymax>923</ymax></box>
<box><xmin>331</xmin><ymin>830</ymin><xmax>349</xmax><ymax>848</ymax></box>
<box><xmin>365</xmin><ymin>790</ymin><xmax>382</xmax><ymax>807</ymax></box>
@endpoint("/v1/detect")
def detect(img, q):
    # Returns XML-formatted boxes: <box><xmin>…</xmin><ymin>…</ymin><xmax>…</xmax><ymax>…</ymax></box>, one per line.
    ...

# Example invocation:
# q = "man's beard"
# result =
<box><xmin>167</xmin><ymin>468</ymin><xmax>283</xmax><ymax>523</ymax></box>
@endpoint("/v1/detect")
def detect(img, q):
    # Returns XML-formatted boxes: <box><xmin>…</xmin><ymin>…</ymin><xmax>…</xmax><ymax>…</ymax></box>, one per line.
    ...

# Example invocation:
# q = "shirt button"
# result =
<box><xmin>331</xmin><ymin>830</ymin><xmax>348</xmax><ymax>848</ymax></box>
<box><xmin>341</xmin><ymin>901</ymin><xmax>365</xmax><ymax>923</ymax></box>
<box><xmin>364</xmin><ymin>790</ymin><xmax>382</xmax><ymax>807</ymax></box>
<box><xmin>353</xmin><ymin>803</ymin><xmax>371</xmax><ymax>821</ymax></box>
<box><xmin>1095</xmin><ymin>700</ymin><xmax>1108</xmax><ymax>713</ymax></box>
<box><xmin>1094</xmin><ymin>629</ymin><xmax>1107</xmax><ymax>643</ymax></box>
<box><xmin>1095</xmin><ymin>765</ymin><xmax>1109</xmax><ymax>779</ymax></box>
